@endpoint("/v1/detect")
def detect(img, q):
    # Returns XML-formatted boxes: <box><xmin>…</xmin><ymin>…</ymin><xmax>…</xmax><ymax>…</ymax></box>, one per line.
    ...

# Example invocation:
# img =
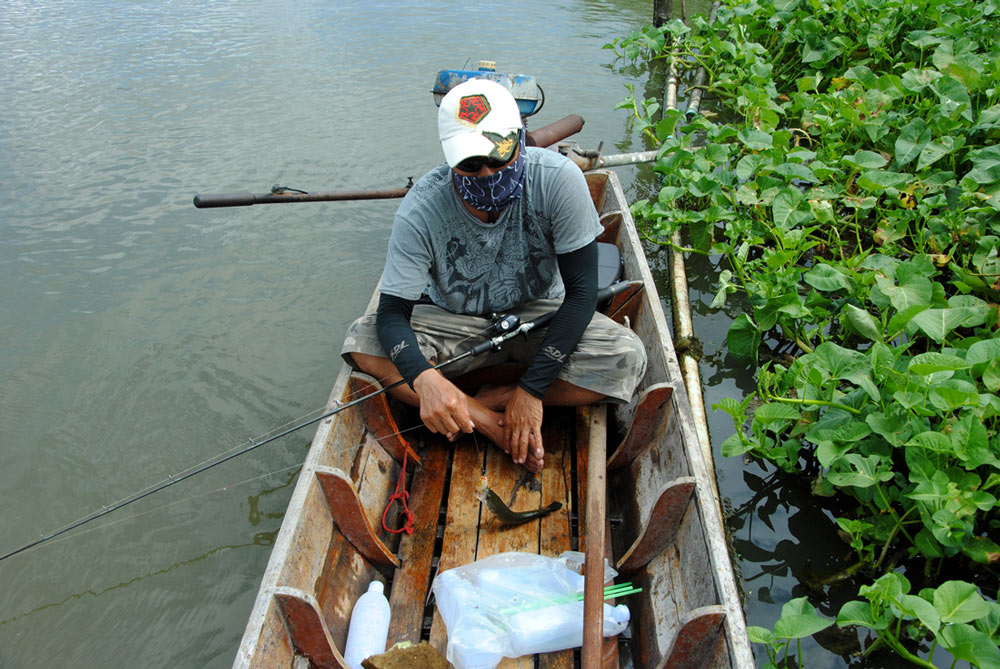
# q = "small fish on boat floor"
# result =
<box><xmin>475</xmin><ymin>475</ymin><xmax>561</xmax><ymax>525</ymax></box>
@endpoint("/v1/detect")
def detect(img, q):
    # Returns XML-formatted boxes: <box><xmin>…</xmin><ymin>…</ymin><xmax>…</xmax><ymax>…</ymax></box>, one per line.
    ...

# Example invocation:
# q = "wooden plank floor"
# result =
<box><xmin>415</xmin><ymin>408</ymin><xmax>585</xmax><ymax>667</ymax></box>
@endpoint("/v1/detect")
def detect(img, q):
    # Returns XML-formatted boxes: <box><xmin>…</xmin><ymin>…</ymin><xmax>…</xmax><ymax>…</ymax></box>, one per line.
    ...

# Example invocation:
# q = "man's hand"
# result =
<box><xmin>502</xmin><ymin>387</ymin><xmax>544</xmax><ymax>466</ymax></box>
<box><xmin>412</xmin><ymin>368</ymin><xmax>475</xmax><ymax>440</ymax></box>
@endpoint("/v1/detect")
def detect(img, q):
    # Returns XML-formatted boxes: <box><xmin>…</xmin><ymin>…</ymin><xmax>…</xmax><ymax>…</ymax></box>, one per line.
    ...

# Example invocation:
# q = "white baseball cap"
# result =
<box><xmin>438</xmin><ymin>78</ymin><xmax>523</xmax><ymax>168</ymax></box>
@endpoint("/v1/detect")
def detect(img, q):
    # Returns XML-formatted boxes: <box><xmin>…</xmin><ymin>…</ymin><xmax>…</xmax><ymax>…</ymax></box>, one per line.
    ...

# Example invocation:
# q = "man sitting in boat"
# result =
<box><xmin>341</xmin><ymin>78</ymin><xmax>646</xmax><ymax>473</ymax></box>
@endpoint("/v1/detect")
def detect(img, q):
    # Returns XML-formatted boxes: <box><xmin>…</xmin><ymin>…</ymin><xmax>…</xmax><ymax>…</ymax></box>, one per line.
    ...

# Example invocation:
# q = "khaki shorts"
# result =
<box><xmin>340</xmin><ymin>299</ymin><xmax>647</xmax><ymax>404</ymax></box>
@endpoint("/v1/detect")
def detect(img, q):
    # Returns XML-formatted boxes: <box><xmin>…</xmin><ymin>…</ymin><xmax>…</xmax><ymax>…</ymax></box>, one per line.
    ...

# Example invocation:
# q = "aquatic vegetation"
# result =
<box><xmin>609</xmin><ymin>0</ymin><xmax>1000</xmax><ymax>665</ymax></box>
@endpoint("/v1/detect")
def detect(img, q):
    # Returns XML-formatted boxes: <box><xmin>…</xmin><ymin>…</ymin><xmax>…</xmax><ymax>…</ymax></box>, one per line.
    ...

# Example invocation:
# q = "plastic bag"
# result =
<box><xmin>431</xmin><ymin>551</ymin><xmax>630</xmax><ymax>669</ymax></box>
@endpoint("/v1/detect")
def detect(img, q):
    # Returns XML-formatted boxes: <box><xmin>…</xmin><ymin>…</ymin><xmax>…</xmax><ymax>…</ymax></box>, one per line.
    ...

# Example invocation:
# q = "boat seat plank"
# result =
<box><xmin>428</xmin><ymin>441</ymin><xmax>484</xmax><ymax>656</ymax></box>
<box><xmin>386</xmin><ymin>439</ymin><xmax>451</xmax><ymax>645</ymax></box>
<box><xmin>538</xmin><ymin>415</ymin><xmax>574</xmax><ymax>669</ymax></box>
<box><xmin>662</xmin><ymin>606</ymin><xmax>728</xmax><ymax>669</ymax></box>
<box><xmin>597</xmin><ymin>211</ymin><xmax>622</xmax><ymax>244</ymax></box>
<box><xmin>477</xmin><ymin>446</ymin><xmax>542</xmax><ymax>669</ymax></box>
<box><xmin>616</xmin><ymin>476</ymin><xmax>696</xmax><ymax>574</ymax></box>
<box><xmin>315</xmin><ymin>466</ymin><xmax>399</xmax><ymax>571</ymax></box>
<box><xmin>273</xmin><ymin>586</ymin><xmax>348</xmax><ymax>669</ymax></box>
<box><xmin>603</xmin><ymin>281</ymin><xmax>644</xmax><ymax>327</ymax></box>
<box><xmin>348</xmin><ymin>373</ymin><xmax>421</xmax><ymax>467</ymax></box>
<box><xmin>587</xmin><ymin>172</ymin><xmax>608</xmax><ymax>213</ymax></box>
<box><xmin>607</xmin><ymin>383</ymin><xmax>674</xmax><ymax>471</ymax></box>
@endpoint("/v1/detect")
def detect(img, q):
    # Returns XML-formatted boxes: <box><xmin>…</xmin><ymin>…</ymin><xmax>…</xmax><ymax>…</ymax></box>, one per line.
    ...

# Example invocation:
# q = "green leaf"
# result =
<box><xmin>773</xmin><ymin>597</ymin><xmax>834</xmax><ymax>639</ymax></box>
<box><xmin>754</xmin><ymin>402</ymin><xmax>802</xmax><ymax>427</ymax></box>
<box><xmin>747</xmin><ymin>626</ymin><xmax>776</xmax><ymax>644</ymax></box>
<box><xmin>837</xmin><ymin>600</ymin><xmax>888</xmax><ymax>630</ymax></box>
<box><xmin>735</xmin><ymin>153</ymin><xmax>770</xmax><ymax>181</ymax></box>
<box><xmin>895</xmin><ymin>118</ymin><xmax>930</xmax><ymax>167</ymax></box>
<box><xmin>939</xmin><ymin>623</ymin><xmax>1000</xmax><ymax>669</ymax></box>
<box><xmin>842</xmin><ymin>150</ymin><xmax>888</xmax><ymax>170</ymax></box>
<box><xmin>875</xmin><ymin>274</ymin><xmax>933</xmax><ymax>312</ymax></box>
<box><xmin>897</xmin><ymin>593</ymin><xmax>941</xmax><ymax>633</ymax></box>
<box><xmin>951</xmin><ymin>414</ymin><xmax>994</xmax><ymax>467</ymax></box>
<box><xmin>843</xmin><ymin>304</ymin><xmax>881</xmax><ymax>341</ymax></box>
<box><xmin>930</xmin><ymin>380</ymin><xmax>979</xmax><ymax>412</ymax></box>
<box><xmin>901</xmin><ymin>68</ymin><xmax>941</xmax><ymax>93</ymax></box>
<box><xmin>966</xmin><ymin>148</ymin><xmax>1000</xmax><ymax>185</ymax></box>
<box><xmin>983</xmin><ymin>360</ymin><xmax>1000</xmax><ymax>393</ymax></box>
<box><xmin>771</xmin><ymin>187</ymin><xmax>806</xmax><ymax>229</ymax></box>
<box><xmin>827</xmin><ymin>454</ymin><xmax>894</xmax><ymax>489</ymax></box>
<box><xmin>916</xmin><ymin>139</ymin><xmax>954</xmax><ymax>171</ymax></box>
<box><xmin>858</xmin><ymin>170</ymin><xmax>912</xmax><ymax>191</ymax></box>
<box><xmin>720</xmin><ymin>431</ymin><xmax>753</xmax><ymax>457</ymax></box>
<box><xmin>908</xmin><ymin>352</ymin><xmax>971</xmax><ymax>375</ymax></box>
<box><xmin>962</xmin><ymin>536</ymin><xmax>1000</xmax><ymax>565</ymax></box>
<box><xmin>907</xmin><ymin>431</ymin><xmax>953</xmax><ymax>453</ymax></box>
<box><xmin>967</xmin><ymin>338</ymin><xmax>1000</xmax><ymax>377</ymax></box>
<box><xmin>932</xmin><ymin>76</ymin><xmax>974</xmax><ymax>122</ymax></box>
<box><xmin>867</xmin><ymin>411</ymin><xmax>913</xmax><ymax>447</ymax></box>
<box><xmin>811</xmin><ymin>342</ymin><xmax>870</xmax><ymax>382</ymax></box>
<box><xmin>737</xmin><ymin>128</ymin><xmax>773</xmax><ymax>151</ymax></box>
<box><xmin>774</xmin><ymin>162</ymin><xmax>819</xmax><ymax>183</ymax></box>
<box><xmin>914</xmin><ymin>527</ymin><xmax>945</xmax><ymax>558</ymax></box>
<box><xmin>934</xmin><ymin>581</ymin><xmax>991</xmax><ymax>624</ymax></box>
<box><xmin>949</xmin><ymin>295</ymin><xmax>989</xmax><ymax>327</ymax></box>
<box><xmin>803</xmin><ymin>263</ymin><xmax>853</xmax><ymax>292</ymax></box>
<box><xmin>727</xmin><ymin>314</ymin><xmax>761</xmax><ymax>363</ymax></box>
<box><xmin>911</xmin><ymin>308</ymin><xmax>971</xmax><ymax>343</ymax></box>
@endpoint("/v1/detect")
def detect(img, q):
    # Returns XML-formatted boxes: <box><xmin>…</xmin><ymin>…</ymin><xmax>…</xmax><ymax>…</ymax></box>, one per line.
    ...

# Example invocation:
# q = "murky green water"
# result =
<box><xmin>0</xmin><ymin>1</ymin><xmax>842</xmax><ymax>667</ymax></box>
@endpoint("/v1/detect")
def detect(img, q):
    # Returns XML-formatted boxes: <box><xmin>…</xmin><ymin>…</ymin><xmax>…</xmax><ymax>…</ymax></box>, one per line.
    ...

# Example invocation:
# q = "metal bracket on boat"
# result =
<box><xmin>557</xmin><ymin>140</ymin><xmax>659</xmax><ymax>171</ymax></box>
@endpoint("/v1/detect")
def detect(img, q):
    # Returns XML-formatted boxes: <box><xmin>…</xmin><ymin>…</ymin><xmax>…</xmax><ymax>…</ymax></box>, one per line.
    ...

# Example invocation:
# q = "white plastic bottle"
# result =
<box><xmin>343</xmin><ymin>580</ymin><xmax>391</xmax><ymax>669</ymax></box>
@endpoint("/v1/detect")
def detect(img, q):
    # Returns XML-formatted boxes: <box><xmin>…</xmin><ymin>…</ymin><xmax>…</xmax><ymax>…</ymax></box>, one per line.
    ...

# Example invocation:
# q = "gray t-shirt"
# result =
<box><xmin>380</xmin><ymin>147</ymin><xmax>603</xmax><ymax>315</ymax></box>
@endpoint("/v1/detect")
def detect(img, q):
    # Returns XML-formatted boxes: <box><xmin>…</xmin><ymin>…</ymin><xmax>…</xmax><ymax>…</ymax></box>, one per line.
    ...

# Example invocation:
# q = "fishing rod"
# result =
<box><xmin>192</xmin><ymin>115</ymin><xmax>586</xmax><ymax>208</ymax></box>
<box><xmin>0</xmin><ymin>280</ymin><xmax>633</xmax><ymax>563</ymax></box>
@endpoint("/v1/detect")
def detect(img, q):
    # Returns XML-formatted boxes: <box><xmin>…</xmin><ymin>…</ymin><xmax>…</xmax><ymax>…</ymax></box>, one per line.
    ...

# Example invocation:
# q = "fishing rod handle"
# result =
<box><xmin>193</xmin><ymin>192</ymin><xmax>256</xmax><ymax>208</ymax></box>
<box><xmin>465</xmin><ymin>281</ymin><xmax>633</xmax><ymax>357</ymax></box>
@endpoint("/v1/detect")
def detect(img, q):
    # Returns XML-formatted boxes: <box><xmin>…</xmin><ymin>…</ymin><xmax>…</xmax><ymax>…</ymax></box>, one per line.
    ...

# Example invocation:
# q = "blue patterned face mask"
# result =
<box><xmin>452</xmin><ymin>134</ymin><xmax>526</xmax><ymax>213</ymax></box>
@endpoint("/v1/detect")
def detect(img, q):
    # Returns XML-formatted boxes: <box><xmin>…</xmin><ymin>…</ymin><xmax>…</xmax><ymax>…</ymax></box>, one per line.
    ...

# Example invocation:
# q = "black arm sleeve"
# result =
<box><xmin>375</xmin><ymin>293</ymin><xmax>432</xmax><ymax>389</ymax></box>
<box><xmin>518</xmin><ymin>240</ymin><xmax>598</xmax><ymax>399</ymax></box>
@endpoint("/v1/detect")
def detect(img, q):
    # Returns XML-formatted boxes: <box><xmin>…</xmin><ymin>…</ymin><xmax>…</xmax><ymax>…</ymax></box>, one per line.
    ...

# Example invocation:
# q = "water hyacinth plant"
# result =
<box><xmin>608</xmin><ymin>0</ymin><xmax>999</xmax><ymax>665</ymax></box>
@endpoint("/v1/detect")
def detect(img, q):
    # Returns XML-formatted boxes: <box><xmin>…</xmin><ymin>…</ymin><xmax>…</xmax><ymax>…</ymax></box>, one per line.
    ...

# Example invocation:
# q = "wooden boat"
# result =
<box><xmin>234</xmin><ymin>168</ymin><xmax>754</xmax><ymax>668</ymax></box>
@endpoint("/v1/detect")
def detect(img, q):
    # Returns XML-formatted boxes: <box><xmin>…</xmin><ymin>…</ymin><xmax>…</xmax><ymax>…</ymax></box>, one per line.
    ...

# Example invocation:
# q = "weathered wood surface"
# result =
<box><xmin>273</xmin><ymin>586</ymin><xmax>347</xmax><ymax>669</ymax></box>
<box><xmin>606</xmin><ymin>382</ymin><xmax>673</xmax><ymax>470</ymax></box>
<box><xmin>616</xmin><ymin>476</ymin><xmax>695</xmax><ymax>575</ymax></box>
<box><xmin>582</xmin><ymin>403</ymin><xmax>607</xmax><ymax>669</ymax></box>
<box><xmin>428</xmin><ymin>440</ymin><xmax>482</xmax><ymax>656</ymax></box>
<box><xmin>348</xmin><ymin>373</ymin><xmax>421</xmax><ymax>467</ymax></box>
<box><xmin>537</xmin><ymin>416</ymin><xmax>574</xmax><ymax>669</ymax></box>
<box><xmin>315</xmin><ymin>466</ymin><xmax>399</xmax><ymax>570</ymax></box>
<box><xmin>599</xmin><ymin>171</ymin><xmax>753</xmax><ymax>667</ymax></box>
<box><xmin>662</xmin><ymin>606</ymin><xmax>728</xmax><ymax>669</ymax></box>
<box><xmin>576</xmin><ymin>406</ymin><xmax>618</xmax><ymax>669</ymax></box>
<box><xmin>386</xmin><ymin>438</ymin><xmax>450</xmax><ymax>645</ymax></box>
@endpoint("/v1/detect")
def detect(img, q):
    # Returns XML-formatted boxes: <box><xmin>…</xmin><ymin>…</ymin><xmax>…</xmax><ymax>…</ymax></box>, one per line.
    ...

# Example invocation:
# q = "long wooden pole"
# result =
<box><xmin>193</xmin><ymin>115</ymin><xmax>585</xmax><ymax>208</ymax></box>
<box><xmin>581</xmin><ymin>403</ymin><xmax>607</xmax><ymax>668</ymax></box>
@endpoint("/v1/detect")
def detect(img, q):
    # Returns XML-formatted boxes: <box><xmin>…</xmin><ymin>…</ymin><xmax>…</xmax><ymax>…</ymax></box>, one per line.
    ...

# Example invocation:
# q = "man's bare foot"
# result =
<box><xmin>473</xmin><ymin>384</ymin><xmax>516</xmax><ymax>412</ymax></box>
<box><xmin>465</xmin><ymin>399</ymin><xmax>544</xmax><ymax>473</ymax></box>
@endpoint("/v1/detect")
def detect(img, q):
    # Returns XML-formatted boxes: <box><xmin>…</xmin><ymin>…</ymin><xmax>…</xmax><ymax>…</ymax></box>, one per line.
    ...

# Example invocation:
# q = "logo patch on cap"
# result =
<box><xmin>483</xmin><ymin>130</ymin><xmax>519</xmax><ymax>161</ymax></box>
<box><xmin>457</xmin><ymin>94</ymin><xmax>491</xmax><ymax>125</ymax></box>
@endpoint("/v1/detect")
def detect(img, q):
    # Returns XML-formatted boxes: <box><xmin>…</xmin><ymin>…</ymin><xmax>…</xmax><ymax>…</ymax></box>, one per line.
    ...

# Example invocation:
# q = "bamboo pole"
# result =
<box><xmin>662</xmin><ymin>7</ymin><xmax>721</xmax><ymax>500</ymax></box>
